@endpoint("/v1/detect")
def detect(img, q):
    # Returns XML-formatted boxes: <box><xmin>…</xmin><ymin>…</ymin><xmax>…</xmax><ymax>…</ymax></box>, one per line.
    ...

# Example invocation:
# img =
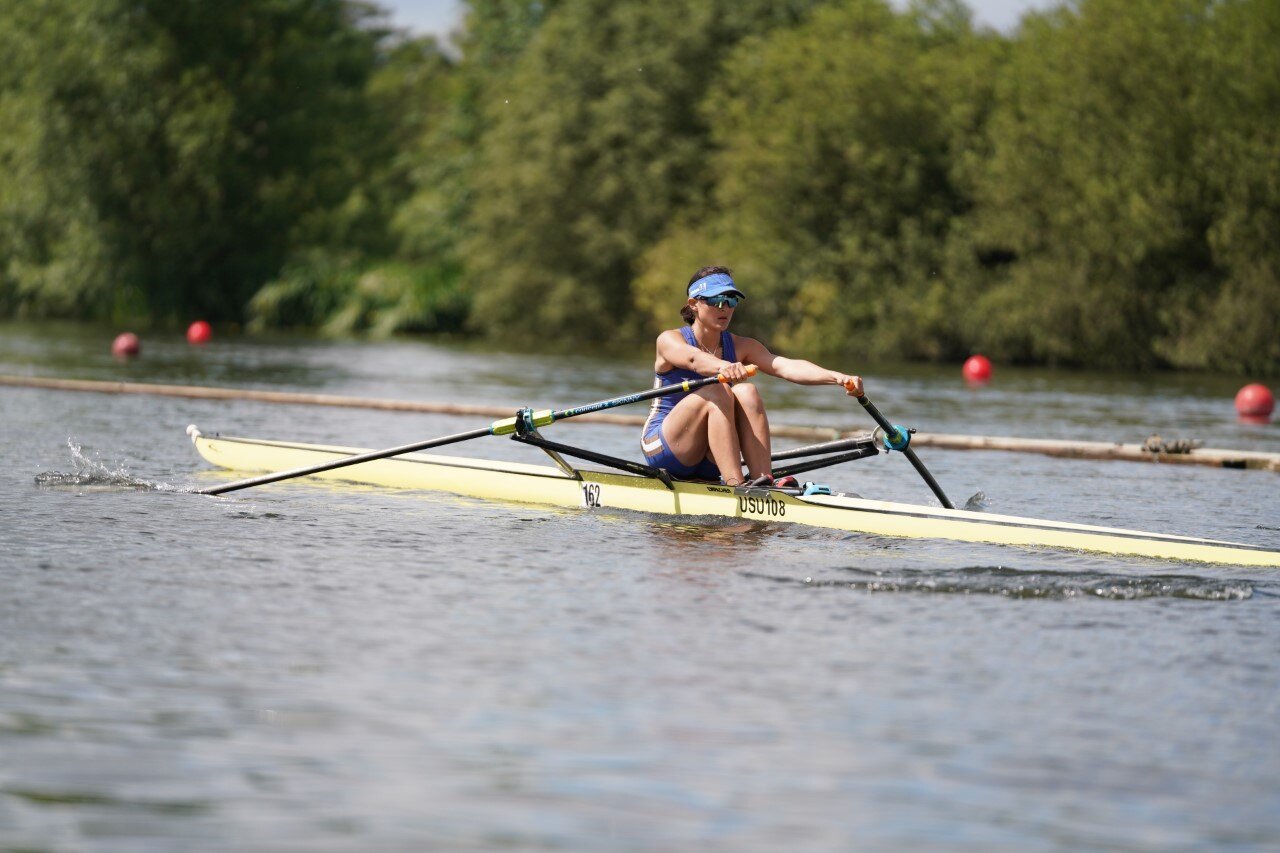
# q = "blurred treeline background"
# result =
<box><xmin>1</xmin><ymin>0</ymin><xmax>1277</xmax><ymax>373</ymax></box>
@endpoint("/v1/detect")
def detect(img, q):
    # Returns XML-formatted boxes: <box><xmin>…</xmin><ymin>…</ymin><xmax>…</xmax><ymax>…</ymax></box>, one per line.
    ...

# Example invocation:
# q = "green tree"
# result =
<box><xmin>0</xmin><ymin>0</ymin><xmax>381</xmax><ymax>323</ymax></box>
<box><xmin>635</xmin><ymin>0</ymin><xmax>1001</xmax><ymax>360</ymax></box>
<box><xmin>390</xmin><ymin>1</ymin><xmax>558</xmax><ymax>274</ymax></box>
<box><xmin>265</xmin><ymin>0</ymin><xmax>560</xmax><ymax>335</ymax></box>
<box><xmin>1171</xmin><ymin>0</ymin><xmax>1280</xmax><ymax>373</ymax></box>
<box><xmin>961</xmin><ymin>0</ymin><xmax>1279</xmax><ymax>373</ymax></box>
<box><xmin>461</xmin><ymin>0</ymin><xmax>821</xmax><ymax>345</ymax></box>
<box><xmin>249</xmin><ymin>30</ymin><xmax>472</xmax><ymax>335</ymax></box>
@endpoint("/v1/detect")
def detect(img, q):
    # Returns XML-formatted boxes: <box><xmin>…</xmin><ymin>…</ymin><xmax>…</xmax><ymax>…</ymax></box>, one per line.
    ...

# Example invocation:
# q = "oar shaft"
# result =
<box><xmin>487</xmin><ymin>370</ymin><xmax>755</xmax><ymax>435</ymax></box>
<box><xmin>901</xmin><ymin>448</ymin><xmax>954</xmax><ymax>509</ymax></box>
<box><xmin>856</xmin><ymin>394</ymin><xmax>899</xmax><ymax>438</ymax></box>
<box><xmin>855</xmin><ymin>394</ymin><xmax>954</xmax><ymax>509</ymax></box>
<box><xmin>198</xmin><ymin>426</ymin><xmax>492</xmax><ymax>495</ymax></box>
<box><xmin>553</xmin><ymin>370</ymin><xmax>752</xmax><ymax>422</ymax></box>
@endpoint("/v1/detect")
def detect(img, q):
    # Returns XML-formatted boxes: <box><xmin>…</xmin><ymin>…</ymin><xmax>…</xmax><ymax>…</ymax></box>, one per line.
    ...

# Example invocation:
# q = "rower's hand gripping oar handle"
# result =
<box><xmin>843</xmin><ymin>379</ymin><xmax>955</xmax><ymax>510</ymax></box>
<box><xmin>716</xmin><ymin>364</ymin><xmax>758</xmax><ymax>384</ymax></box>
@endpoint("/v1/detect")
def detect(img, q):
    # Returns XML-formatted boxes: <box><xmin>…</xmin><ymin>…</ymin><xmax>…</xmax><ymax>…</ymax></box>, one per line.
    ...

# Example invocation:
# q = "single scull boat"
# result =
<box><xmin>185</xmin><ymin>373</ymin><xmax>1280</xmax><ymax>568</ymax></box>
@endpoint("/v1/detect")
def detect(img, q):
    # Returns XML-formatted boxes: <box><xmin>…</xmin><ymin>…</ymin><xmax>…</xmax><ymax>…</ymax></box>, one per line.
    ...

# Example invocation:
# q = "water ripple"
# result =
<box><xmin>743</xmin><ymin>566</ymin><xmax>1254</xmax><ymax>600</ymax></box>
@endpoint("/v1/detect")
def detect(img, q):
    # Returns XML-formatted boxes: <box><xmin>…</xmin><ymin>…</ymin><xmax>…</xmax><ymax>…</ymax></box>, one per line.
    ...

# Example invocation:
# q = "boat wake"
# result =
<box><xmin>743</xmin><ymin>566</ymin><xmax>1253</xmax><ymax>600</ymax></box>
<box><xmin>34</xmin><ymin>439</ymin><xmax>182</xmax><ymax>492</ymax></box>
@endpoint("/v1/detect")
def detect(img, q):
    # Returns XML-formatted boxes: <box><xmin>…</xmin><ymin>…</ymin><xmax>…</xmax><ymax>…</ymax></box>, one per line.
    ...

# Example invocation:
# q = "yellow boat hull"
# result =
<box><xmin>189</xmin><ymin>428</ymin><xmax>1280</xmax><ymax>568</ymax></box>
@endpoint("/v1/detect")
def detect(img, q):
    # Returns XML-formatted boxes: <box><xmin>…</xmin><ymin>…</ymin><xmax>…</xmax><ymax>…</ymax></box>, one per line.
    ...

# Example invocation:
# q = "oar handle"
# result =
<box><xmin>848</xmin><ymin>386</ymin><xmax>955</xmax><ymax>510</ymax></box>
<box><xmin>720</xmin><ymin>364</ymin><xmax>759</xmax><ymax>382</ymax></box>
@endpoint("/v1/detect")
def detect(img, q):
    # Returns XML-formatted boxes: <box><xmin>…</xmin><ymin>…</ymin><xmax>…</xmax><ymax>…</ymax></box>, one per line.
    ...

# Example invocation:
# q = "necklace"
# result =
<box><xmin>694</xmin><ymin>328</ymin><xmax>721</xmax><ymax>357</ymax></box>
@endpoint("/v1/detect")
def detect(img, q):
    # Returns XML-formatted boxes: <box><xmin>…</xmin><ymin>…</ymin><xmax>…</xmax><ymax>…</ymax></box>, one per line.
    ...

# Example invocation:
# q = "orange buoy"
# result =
<box><xmin>186</xmin><ymin>320</ymin><xmax>212</xmax><ymax>345</ymax></box>
<box><xmin>962</xmin><ymin>354</ymin><xmax>992</xmax><ymax>384</ymax></box>
<box><xmin>111</xmin><ymin>332</ymin><xmax>140</xmax><ymax>358</ymax></box>
<box><xmin>1236</xmin><ymin>383</ymin><xmax>1275</xmax><ymax>424</ymax></box>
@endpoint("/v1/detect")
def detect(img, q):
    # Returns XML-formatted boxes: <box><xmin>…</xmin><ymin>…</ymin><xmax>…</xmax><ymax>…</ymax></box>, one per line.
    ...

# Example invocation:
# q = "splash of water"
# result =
<box><xmin>33</xmin><ymin>438</ymin><xmax>179</xmax><ymax>492</ymax></box>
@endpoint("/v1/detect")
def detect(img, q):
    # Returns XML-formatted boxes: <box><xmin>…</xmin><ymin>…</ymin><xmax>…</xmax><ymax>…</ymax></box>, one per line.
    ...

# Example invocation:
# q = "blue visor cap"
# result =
<box><xmin>688</xmin><ymin>273</ymin><xmax>746</xmax><ymax>300</ymax></box>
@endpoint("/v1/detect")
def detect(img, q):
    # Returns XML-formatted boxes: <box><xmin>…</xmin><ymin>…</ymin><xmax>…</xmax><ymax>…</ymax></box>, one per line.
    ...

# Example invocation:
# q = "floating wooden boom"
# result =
<box><xmin>5</xmin><ymin>374</ymin><xmax>1277</xmax><ymax>472</ymax></box>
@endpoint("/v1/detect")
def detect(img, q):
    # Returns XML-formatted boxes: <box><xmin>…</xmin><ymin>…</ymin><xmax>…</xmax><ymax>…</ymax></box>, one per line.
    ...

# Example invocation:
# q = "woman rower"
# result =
<box><xmin>641</xmin><ymin>265</ymin><xmax>865</xmax><ymax>487</ymax></box>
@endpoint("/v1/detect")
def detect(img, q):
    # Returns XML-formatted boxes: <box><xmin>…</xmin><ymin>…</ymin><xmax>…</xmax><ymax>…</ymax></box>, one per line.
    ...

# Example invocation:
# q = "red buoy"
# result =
<box><xmin>1235</xmin><ymin>383</ymin><xmax>1275</xmax><ymax>424</ymax></box>
<box><xmin>186</xmin><ymin>320</ymin><xmax>212</xmax><ymax>345</ymax></box>
<box><xmin>111</xmin><ymin>332</ymin><xmax>140</xmax><ymax>359</ymax></box>
<box><xmin>962</xmin><ymin>354</ymin><xmax>992</xmax><ymax>384</ymax></box>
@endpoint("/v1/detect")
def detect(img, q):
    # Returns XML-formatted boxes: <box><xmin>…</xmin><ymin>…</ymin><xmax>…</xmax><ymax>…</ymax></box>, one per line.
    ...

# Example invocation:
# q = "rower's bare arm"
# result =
<box><xmin>736</xmin><ymin>337</ymin><xmax>862</xmax><ymax>395</ymax></box>
<box><xmin>656</xmin><ymin>330</ymin><xmax>733</xmax><ymax>377</ymax></box>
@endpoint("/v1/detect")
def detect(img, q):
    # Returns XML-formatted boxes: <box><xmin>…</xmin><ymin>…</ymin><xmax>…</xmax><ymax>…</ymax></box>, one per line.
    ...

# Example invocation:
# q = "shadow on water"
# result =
<box><xmin>3</xmin><ymin>788</ymin><xmax>211</xmax><ymax>816</ymax></box>
<box><xmin>742</xmin><ymin>566</ymin><xmax>1254</xmax><ymax>601</ymax></box>
<box><xmin>640</xmin><ymin>516</ymin><xmax>777</xmax><ymax>545</ymax></box>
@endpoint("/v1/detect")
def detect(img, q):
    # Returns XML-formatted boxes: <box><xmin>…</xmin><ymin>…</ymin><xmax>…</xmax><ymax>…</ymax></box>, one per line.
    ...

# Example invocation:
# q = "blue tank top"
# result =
<box><xmin>642</xmin><ymin>327</ymin><xmax>737</xmax><ymax>438</ymax></box>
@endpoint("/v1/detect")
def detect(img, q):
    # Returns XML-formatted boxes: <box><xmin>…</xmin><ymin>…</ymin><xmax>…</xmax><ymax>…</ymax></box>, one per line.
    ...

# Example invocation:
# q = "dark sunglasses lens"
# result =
<box><xmin>705</xmin><ymin>296</ymin><xmax>739</xmax><ymax>308</ymax></box>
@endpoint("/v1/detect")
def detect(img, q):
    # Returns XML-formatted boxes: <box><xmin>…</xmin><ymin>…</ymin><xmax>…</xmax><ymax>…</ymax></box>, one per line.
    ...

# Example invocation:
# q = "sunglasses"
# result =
<box><xmin>699</xmin><ymin>295</ymin><xmax>741</xmax><ymax>309</ymax></box>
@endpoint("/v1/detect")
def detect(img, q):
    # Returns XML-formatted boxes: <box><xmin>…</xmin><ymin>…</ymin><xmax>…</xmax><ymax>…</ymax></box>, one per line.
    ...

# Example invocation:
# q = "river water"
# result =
<box><xmin>2</xmin><ymin>322</ymin><xmax>1278</xmax><ymax>850</ymax></box>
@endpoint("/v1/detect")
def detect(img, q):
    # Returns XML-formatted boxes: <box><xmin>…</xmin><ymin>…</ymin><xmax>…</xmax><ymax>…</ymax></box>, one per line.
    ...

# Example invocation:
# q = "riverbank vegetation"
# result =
<box><xmin>1</xmin><ymin>0</ymin><xmax>1276</xmax><ymax>373</ymax></box>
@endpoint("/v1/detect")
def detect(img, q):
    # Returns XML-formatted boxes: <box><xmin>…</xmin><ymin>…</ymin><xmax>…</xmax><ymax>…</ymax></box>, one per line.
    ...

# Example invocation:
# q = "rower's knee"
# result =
<box><xmin>694</xmin><ymin>383</ymin><xmax>736</xmax><ymax>413</ymax></box>
<box><xmin>731</xmin><ymin>383</ymin><xmax>766</xmax><ymax>418</ymax></box>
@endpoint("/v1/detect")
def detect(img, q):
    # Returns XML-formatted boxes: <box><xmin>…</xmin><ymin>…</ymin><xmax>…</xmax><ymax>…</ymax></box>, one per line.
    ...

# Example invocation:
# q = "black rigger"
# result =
<box><xmin>770</xmin><ymin>435</ymin><xmax>877</xmax><ymax>461</ymax></box>
<box><xmin>510</xmin><ymin>432</ymin><xmax>676</xmax><ymax>489</ymax></box>
<box><xmin>772</xmin><ymin>446</ymin><xmax>880</xmax><ymax>479</ymax></box>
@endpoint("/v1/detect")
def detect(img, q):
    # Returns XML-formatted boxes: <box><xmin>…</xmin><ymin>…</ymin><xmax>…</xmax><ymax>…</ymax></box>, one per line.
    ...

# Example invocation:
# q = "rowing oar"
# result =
<box><xmin>197</xmin><ymin>367</ymin><xmax>757</xmax><ymax>496</ymax></box>
<box><xmin>846</xmin><ymin>382</ymin><xmax>954</xmax><ymax>509</ymax></box>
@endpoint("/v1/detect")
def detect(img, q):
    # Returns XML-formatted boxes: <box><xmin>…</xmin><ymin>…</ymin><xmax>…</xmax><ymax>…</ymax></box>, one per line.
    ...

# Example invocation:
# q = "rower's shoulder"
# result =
<box><xmin>654</xmin><ymin>328</ymin><xmax>689</xmax><ymax>372</ymax></box>
<box><xmin>657</xmin><ymin>327</ymin><xmax>690</xmax><ymax>344</ymax></box>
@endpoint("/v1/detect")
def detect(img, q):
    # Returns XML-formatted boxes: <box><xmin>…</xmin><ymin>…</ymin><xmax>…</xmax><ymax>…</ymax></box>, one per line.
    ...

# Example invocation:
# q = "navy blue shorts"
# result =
<box><xmin>641</xmin><ymin>427</ymin><xmax>721</xmax><ymax>481</ymax></box>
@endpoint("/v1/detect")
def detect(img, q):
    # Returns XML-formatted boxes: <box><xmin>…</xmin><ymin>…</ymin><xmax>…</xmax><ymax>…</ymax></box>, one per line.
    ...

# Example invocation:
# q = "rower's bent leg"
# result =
<box><xmin>731</xmin><ymin>383</ymin><xmax>771</xmax><ymax>479</ymax></box>
<box><xmin>704</xmin><ymin>387</ymin><xmax>747</xmax><ymax>483</ymax></box>
<box><xmin>660</xmin><ymin>384</ymin><xmax>745</xmax><ymax>483</ymax></box>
